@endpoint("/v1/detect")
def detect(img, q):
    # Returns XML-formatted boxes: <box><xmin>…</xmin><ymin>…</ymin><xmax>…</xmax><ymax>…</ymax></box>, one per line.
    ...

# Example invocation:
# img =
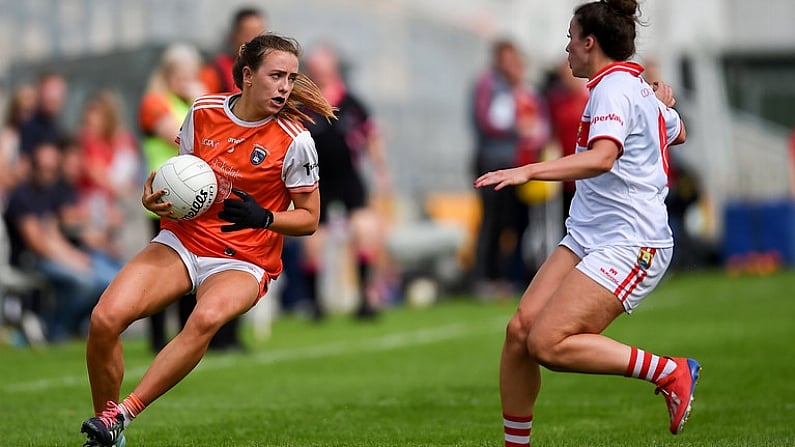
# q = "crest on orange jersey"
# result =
<box><xmin>250</xmin><ymin>144</ymin><xmax>269</xmax><ymax>165</ymax></box>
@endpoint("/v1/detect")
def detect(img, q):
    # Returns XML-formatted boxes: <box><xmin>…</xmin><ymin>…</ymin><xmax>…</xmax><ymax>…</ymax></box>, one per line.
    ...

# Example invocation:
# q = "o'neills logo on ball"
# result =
<box><xmin>182</xmin><ymin>186</ymin><xmax>215</xmax><ymax>220</ymax></box>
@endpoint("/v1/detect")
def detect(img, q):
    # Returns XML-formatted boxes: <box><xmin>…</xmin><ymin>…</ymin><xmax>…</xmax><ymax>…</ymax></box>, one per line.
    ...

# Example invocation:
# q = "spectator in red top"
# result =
<box><xmin>200</xmin><ymin>7</ymin><xmax>267</xmax><ymax>93</ymax></box>
<box><xmin>545</xmin><ymin>59</ymin><xmax>589</xmax><ymax>217</ymax></box>
<box><xmin>77</xmin><ymin>89</ymin><xmax>140</xmax><ymax>257</ymax></box>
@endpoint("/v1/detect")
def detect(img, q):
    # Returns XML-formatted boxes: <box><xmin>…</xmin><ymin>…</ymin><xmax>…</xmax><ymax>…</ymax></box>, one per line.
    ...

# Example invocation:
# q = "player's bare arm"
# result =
<box><xmin>652</xmin><ymin>80</ymin><xmax>687</xmax><ymax>145</ymax></box>
<box><xmin>271</xmin><ymin>188</ymin><xmax>320</xmax><ymax>236</ymax></box>
<box><xmin>474</xmin><ymin>140</ymin><xmax>619</xmax><ymax>190</ymax></box>
<box><xmin>672</xmin><ymin>121</ymin><xmax>687</xmax><ymax>146</ymax></box>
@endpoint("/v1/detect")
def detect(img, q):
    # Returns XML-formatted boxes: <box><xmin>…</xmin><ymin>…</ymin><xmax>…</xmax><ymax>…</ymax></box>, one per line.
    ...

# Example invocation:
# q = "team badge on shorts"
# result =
<box><xmin>637</xmin><ymin>247</ymin><xmax>655</xmax><ymax>270</ymax></box>
<box><xmin>250</xmin><ymin>144</ymin><xmax>269</xmax><ymax>165</ymax></box>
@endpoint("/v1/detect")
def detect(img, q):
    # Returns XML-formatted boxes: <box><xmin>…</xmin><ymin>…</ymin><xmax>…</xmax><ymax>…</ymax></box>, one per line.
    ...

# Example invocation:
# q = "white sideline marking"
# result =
<box><xmin>2</xmin><ymin>317</ymin><xmax>506</xmax><ymax>394</ymax></box>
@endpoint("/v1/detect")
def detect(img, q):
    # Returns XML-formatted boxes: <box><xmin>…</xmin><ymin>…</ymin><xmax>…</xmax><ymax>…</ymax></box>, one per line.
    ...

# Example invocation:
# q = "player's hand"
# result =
<box><xmin>474</xmin><ymin>165</ymin><xmax>532</xmax><ymax>191</ymax></box>
<box><xmin>218</xmin><ymin>188</ymin><xmax>274</xmax><ymax>232</ymax></box>
<box><xmin>652</xmin><ymin>81</ymin><xmax>676</xmax><ymax>108</ymax></box>
<box><xmin>142</xmin><ymin>171</ymin><xmax>174</xmax><ymax>218</ymax></box>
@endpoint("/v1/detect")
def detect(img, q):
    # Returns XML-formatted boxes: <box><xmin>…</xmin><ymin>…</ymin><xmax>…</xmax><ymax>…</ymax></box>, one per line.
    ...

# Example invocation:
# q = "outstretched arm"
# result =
<box><xmin>474</xmin><ymin>139</ymin><xmax>619</xmax><ymax>190</ymax></box>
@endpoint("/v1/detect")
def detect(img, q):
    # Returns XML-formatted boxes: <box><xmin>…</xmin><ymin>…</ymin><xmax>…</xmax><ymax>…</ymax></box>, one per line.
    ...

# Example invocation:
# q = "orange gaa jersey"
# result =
<box><xmin>162</xmin><ymin>94</ymin><xmax>319</xmax><ymax>278</ymax></box>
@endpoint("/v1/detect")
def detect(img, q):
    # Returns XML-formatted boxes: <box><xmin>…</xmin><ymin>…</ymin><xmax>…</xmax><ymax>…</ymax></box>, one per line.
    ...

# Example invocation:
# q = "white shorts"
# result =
<box><xmin>560</xmin><ymin>234</ymin><xmax>672</xmax><ymax>313</ymax></box>
<box><xmin>152</xmin><ymin>229</ymin><xmax>268</xmax><ymax>298</ymax></box>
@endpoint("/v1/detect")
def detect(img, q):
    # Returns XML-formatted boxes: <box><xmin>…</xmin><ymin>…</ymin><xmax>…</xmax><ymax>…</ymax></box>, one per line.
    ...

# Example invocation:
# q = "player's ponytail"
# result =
<box><xmin>281</xmin><ymin>73</ymin><xmax>337</xmax><ymax>125</ymax></box>
<box><xmin>603</xmin><ymin>0</ymin><xmax>638</xmax><ymax>19</ymax></box>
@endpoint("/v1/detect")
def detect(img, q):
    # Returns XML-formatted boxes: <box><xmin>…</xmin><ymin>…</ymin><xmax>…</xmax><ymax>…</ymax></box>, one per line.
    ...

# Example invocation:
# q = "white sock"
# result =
<box><xmin>117</xmin><ymin>403</ymin><xmax>133</xmax><ymax>429</ymax></box>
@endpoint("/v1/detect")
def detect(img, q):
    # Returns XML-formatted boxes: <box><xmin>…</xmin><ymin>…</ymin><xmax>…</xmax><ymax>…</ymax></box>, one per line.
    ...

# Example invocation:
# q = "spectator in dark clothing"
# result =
<box><xmin>301</xmin><ymin>42</ymin><xmax>392</xmax><ymax>320</ymax></box>
<box><xmin>18</xmin><ymin>73</ymin><xmax>68</xmax><ymax>156</ymax></box>
<box><xmin>3</xmin><ymin>142</ymin><xmax>119</xmax><ymax>342</ymax></box>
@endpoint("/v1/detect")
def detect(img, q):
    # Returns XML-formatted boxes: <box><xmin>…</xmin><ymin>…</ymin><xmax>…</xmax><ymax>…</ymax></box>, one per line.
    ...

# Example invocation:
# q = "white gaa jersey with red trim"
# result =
<box><xmin>162</xmin><ymin>94</ymin><xmax>319</xmax><ymax>278</ymax></box>
<box><xmin>567</xmin><ymin>62</ymin><xmax>682</xmax><ymax>248</ymax></box>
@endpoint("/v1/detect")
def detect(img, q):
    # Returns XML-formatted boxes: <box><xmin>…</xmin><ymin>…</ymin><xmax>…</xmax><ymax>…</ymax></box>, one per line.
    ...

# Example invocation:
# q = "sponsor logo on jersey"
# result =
<box><xmin>591</xmin><ymin>113</ymin><xmax>625</xmax><ymax>127</ymax></box>
<box><xmin>202</xmin><ymin>138</ymin><xmax>219</xmax><ymax>148</ymax></box>
<box><xmin>228</xmin><ymin>137</ymin><xmax>246</xmax><ymax>144</ymax></box>
<box><xmin>250</xmin><ymin>144</ymin><xmax>269</xmax><ymax>165</ymax></box>
<box><xmin>302</xmin><ymin>161</ymin><xmax>319</xmax><ymax>176</ymax></box>
<box><xmin>637</xmin><ymin>248</ymin><xmax>655</xmax><ymax>270</ymax></box>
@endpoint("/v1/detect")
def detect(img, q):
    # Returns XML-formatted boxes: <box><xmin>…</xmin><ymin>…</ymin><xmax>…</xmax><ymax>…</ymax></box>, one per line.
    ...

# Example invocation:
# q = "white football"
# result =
<box><xmin>152</xmin><ymin>154</ymin><xmax>218</xmax><ymax>220</ymax></box>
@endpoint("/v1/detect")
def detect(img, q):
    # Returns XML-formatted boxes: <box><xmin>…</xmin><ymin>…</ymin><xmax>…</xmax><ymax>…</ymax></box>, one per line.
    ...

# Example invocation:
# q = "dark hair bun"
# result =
<box><xmin>604</xmin><ymin>0</ymin><xmax>637</xmax><ymax>18</ymax></box>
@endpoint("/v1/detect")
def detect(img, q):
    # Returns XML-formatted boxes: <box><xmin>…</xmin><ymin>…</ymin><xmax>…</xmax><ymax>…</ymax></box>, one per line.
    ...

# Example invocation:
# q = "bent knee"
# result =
<box><xmin>89</xmin><ymin>302</ymin><xmax>130</xmax><ymax>336</ymax></box>
<box><xmin>185</xmin><ymin>307</ymin><xmax>231</xmax><ymax>335</ymax></box>
<box><xmin>526</xmin><ymin>330</ymin><xmax>567</xmax><ymax>370</ymax></box>
<box><xmin>504</xmin><ymin>314</ymin><xmax>532</xmax><ymax>347</ymax></box>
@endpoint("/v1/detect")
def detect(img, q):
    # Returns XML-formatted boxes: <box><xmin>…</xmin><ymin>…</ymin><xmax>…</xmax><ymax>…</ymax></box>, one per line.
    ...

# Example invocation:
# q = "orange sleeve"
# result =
<box><xmin>138</xmin><ymin>94</ymin><xmax>171</xmax><ymax>134</ymax></box>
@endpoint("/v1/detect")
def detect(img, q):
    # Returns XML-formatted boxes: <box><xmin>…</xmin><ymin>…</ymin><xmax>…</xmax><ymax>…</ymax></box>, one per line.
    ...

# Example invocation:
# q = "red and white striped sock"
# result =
<box><xmin>625</xmin><ymin>347</ymin><xmax>677</xmax><ymax>384</ymax></box>
<box><xmin>503</xmin><ymin>413</ymin><xmax>532</xmax><ymax>447</ymax></box>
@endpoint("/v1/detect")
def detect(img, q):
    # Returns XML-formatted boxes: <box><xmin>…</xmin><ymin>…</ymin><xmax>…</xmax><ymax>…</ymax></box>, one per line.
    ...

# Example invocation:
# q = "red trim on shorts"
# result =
<box><xmin>615</xmin><ymin>264</ymin><xmax>640</xmax><ymax>299</ymax></box>
<box><xmin>621</xmin><ymin>270</ymin><xmax>648</xmax><ymax>303</ymax></box>
<box><xmin>614</xmin><ymin>247</ymin><xmax>657</xmax><ymax>303</ymax></box>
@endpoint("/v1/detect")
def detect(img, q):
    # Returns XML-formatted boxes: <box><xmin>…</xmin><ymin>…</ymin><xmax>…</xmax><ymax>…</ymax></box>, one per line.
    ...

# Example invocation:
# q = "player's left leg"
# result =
<box><xmin>128</xmin><ymin>269</ymin><xmax>260</xmax><ymax>409</ymax></box>
<box><xmin>526</xmin><ymin>250</ymin><xmax>700</xmax><ymax>434</ymax></box>
<box><xmin>500</xmin><ymin>245</ymin><xmax>581</xmax><ymax>447</ymax></box>
<box><xmin>525</xmin><ymin>268</ymin><xmax>632</xmax><ymax>374</ymax></box>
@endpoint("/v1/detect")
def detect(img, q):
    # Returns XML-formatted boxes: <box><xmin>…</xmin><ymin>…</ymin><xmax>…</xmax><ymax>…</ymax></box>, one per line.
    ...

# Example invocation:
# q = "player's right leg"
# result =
<box><xmin>300</xmin><ymin>225</ymin><xmax>327</xmax><ymax>320</ymax></box>
<box><xmin>349</xmin><ymin>208</ymin><xmax>385</xmax><ymax>318</ymax></box>
<box><xmin>129</xmin><ymin>268</ymin><xmax>260</xmax><ymax>407</ymax></box>
<box><xmin>500</xmin><ymin>246</ymin><xmax>580</xmax><ymax>446</ymax></box>
<box><xmin>82</xmin><ymin>242</ymin><xmax>192</xmax><ymax>446</ymax></box>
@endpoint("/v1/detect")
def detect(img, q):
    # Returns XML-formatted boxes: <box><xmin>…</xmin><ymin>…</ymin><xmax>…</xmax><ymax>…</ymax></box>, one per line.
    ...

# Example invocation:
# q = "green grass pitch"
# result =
<box><xmin>1</xmin><ymin>269</ymin><xmax>794</xmax><ymax>446</ymax></box>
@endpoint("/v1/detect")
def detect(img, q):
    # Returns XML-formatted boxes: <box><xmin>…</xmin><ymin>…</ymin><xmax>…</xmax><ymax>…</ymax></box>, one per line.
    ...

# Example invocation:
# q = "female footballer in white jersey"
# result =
<box><xmin>475</xmin><ymin>1</ymin><xmax>698</xmax><ymax>445</ymax></box>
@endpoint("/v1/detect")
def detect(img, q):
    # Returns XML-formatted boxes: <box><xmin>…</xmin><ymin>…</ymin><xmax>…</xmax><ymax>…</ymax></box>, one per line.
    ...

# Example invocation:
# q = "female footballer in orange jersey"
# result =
<box><xmin>80</xmin><ymin>34</ymin><xmax>335</xmax><ymax>447</ymax></box>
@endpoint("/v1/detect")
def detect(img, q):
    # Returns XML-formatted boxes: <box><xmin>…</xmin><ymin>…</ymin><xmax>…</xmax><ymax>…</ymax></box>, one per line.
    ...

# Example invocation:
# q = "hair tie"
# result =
<box><xmin>238</xmin><ymin>44</ymin><xmax>247</xmax><ymax>57</ymax></box>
